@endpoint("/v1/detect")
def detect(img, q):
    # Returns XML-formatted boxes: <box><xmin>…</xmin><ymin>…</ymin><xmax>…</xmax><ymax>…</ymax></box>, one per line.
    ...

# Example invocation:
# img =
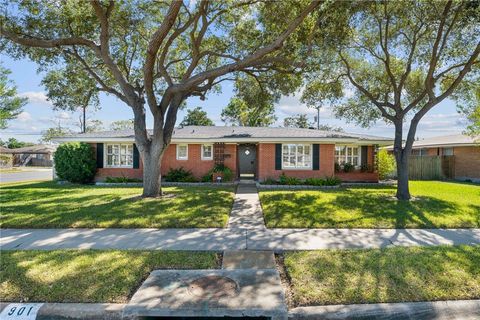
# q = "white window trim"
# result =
<box><xmin>176</xmin><ymin>144</ymin><xmax>188</xmax><ymax>160</ymax></box>
<box><xmin>201</xmin><ymin>144</ymin><xmax>213</xmax><ymax>160</ymax></box>
<box><xmin>104</xmin><ymin>143</ymin><xmax>134</xmax><ymax>168</ymax></box>
<box><xmin>334</xmin><ymin>145</ymin><xmax>362</xmax><ymax>168</ymax></box>
<box><xmin>281</xmin><ymin>143</ymin><xmax>313</xmax><ymax>170</ymax></box>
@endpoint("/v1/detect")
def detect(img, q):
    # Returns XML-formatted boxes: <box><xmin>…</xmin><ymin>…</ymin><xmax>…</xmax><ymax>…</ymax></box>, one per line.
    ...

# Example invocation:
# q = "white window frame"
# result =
<box><xmin>281</xmin><ymin>143</ymin><xmax>312</xmax><ymax>170</ymax></box>
<box><xmin>201</xmin><ymin>144</ymin><xmax>213</xmax><ymax>160</ymax></box>
<box><xmin>104</xmin><ymin>143</ymin><xmax>133</xmax><ymax>168</ymax></box>
<box><xmin>176</xmin><ymin>144</ymin><xmax>188</xmax><ymax>160</ymax></box>
<box><xmin>335</xmin><ymin>145</ymin><xmax>361</xmax><ymax>168</ymax></box>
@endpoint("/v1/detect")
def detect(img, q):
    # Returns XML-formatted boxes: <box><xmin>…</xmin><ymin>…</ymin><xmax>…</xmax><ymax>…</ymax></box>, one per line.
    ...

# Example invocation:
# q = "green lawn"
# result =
<box><xmin>0</xmin><ymin>250</ymin><xmax>219</xmax><ymax>303</ymax></box>
<box><xmin>260</xmin><ymin>181</ymin><xmax>480</xmax><ymax>228</ymax></box>
<box><xmin>0</xmin><ymin>181</ymin><xmax>234</xmax><ymax>228</ymax></box>
<box><xmin>284</xmin><ymin>245</ymin><xmax>480</xmax><ymax>306</ymax></box>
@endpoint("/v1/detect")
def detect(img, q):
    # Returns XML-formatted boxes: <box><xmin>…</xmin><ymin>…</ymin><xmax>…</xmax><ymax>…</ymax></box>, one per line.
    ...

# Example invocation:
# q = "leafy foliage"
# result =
<box><xmin>221</xmin><ymin>76</ymin><xmax>279</xmax><ymax>127</ymax></box>
<box><xmin>378</xmin><ymin>149</ymin><xmax>396</xmax><ymax>180</ymax></box>
<box><xmin>110</xmin><ymin>119</ymin><xmax>134</xmax><ymax>131</ymax></box>
<box><xmin>40</xmin><ymin>126</ymin><xmax>72</xmax><ymax>143</ymax></box>
<box><xmin>104</xmin><ymin>176</ymin><xmax>142</xmax><ymax>183</ymax></box>
<box><xmin>54</xmin><ymin>142</ymin><xmax>96</xmax><ymax>183</ymax></box>
<box><xmin>284</xmin><ymin>114</ymin><xmax>312</xmax><ymax>128</ymax></box>
<box><xmin>0</xmin><ymin>137</ymin><xmax>34</xmax><ymax>149</ymax></box>
<box><xmin>180</xmin><ymin>107</ymin><xmax>214</xmax><ymax>127</ymax></box>
<box><xmin>164</xmin><ymin>167</ymin><xmax>197</xmax><ymax>182</ymax></box>
<box><xmin>201</xmin><ymin>164</ymin><xmax>234</xmax><ymax>182</ymax></box>
<box><xmin>343</xmin><ymin>163</ymin><xmax>355</xmax><ymax>173</ymax></box>
<box><xmin>0</xmin><ymin>64</ymin><xmax>27</xmax><ymax>129</ymax></box>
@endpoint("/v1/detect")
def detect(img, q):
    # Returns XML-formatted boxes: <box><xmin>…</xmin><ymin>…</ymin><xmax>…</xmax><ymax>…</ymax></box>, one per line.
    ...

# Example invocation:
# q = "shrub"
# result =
<box><xmin>54</xmin><ymin>142</ymin><xmax>96</xmax><ymax>183</ymax></box>
<box><xmin>378</xmin><ymin>149</ymin><xmax>396</xmax><ymax>180</ymax></box>
<box><xmin>0</xmin><ymin>154</ymin><xmax>13</xmax><ymax>167</ymax></box>
<box><xmin>305</xmin><ymin>177</ymin><xmax>325</xmax><ymax>186</ymax></box>
<box><xmin>334</xmin><ymin>162</ymin><xmax>341</xmax><ymax>172</ymax></box>
<box><xmin>164</xmin><ymin>167</ymin><xmax>197</xmax><ymax>182</ymax></box>
<box><xmin>105</xmin><ymin>176</ymin><xmax>142</xmax><ymax>183</ymax></box>
<box><xmin>279</xmin><ymin>172</ymin><xmax>301</xmax><ymax>185</ymax></box>
<box><xmin>343</xmin><ymin>162</ymin><xmax>355</xmax><ymax>172</ymax></box>
<box><xmin>324</xmin><ymin>175</ymin><xmax>341</xmax><ymax>186</ymax></box>
<box><xmin>263</xmin><ymin>177</ymin><xmax>278</xmax><ymax>185</ymax></box>
<box><xmin>203</xmin><ymin>164</ymin><xmax>234</xmax><ymax>182</ymax></box>
<box><xmin>360</xmin><ymin>163</ymin><xmax>373</xmax><ymax>173</ymax></box>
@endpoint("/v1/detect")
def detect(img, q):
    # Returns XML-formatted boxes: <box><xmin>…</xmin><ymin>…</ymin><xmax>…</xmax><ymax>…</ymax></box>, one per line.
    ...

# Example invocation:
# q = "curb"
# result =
<box><xmin>288</xmin><ymin>299</ymin><xmax>480</xmax><ymax>319</ymax></box>
<box><xmin>0</xmin><ymin>303</ymin><xmax>124</xmax><ymax>320</ymax></box>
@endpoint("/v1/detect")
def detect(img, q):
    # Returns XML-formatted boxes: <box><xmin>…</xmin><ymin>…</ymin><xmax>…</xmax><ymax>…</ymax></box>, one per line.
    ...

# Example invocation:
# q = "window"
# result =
<box><xmin>443</xmin><ymin>147</ymin><xmax>453</xmax><ymax>156</ymax></box>
<box><xmin>335</xmin><ymin>145</ymin><xmax>360</xmax><ymax>166</ymax></box>
<box><xmin>282</xmin><ymin>144</ymin><xmax>312</xmax><ymax>169</ymax></box>
<box><xmin>105</xmin><ymin>143</ymin><xmax>133</xmax><ymax>167</ymax></box>
<box><xmin>201</xmin><ymin>144</ymin><xmax>213</xmax><ymax>160</ymax></box>
<box><xmin>176</xmin><ymin>144</ymin><xmax>188</xmax><ymax>160</ymax></box>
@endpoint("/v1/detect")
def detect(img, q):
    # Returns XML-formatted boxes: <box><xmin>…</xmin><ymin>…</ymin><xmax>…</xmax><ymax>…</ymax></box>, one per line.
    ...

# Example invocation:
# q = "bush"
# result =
<box><xmin>304</xmin><ymin>177</ymin><xmax>325</xmax><ymax>186</ymax></box>
<box><xmin>263</xmin><ymin>177</ymin><xmax>278</xmax><ymax>185</ymax></box>
<box><xmin>334</xmin><ymin>162</ymin><xmax>341</xmax><ymax>172</ymax></box>
<box><xmin>324</xmin><ymin>175</ymin><xmax>341</xmax><ymax>186</ymax></box>
<box><xmin>343</xmin><ymin>162</ymin><xmax>355</xmax><ymax>172</ymax></box>
<box><xmin>279</xmin><ymin>172</ymin><xmax>301</xmax><ymax>185</ymax></box>
<box><xmin>203</xmin><ymin>164</ymin><xmax>234</xmax><ymax>182</ymax></box>
<box><xmin>105</xmin><ymin>176</ymin><xmax>142</xmax><ymax>183</ymax></box>
<box><xmin>0</xmin><ymin>154</ymin><xmax>13</xmax><ymax>168</ymax></box>
<box><xmin>54</xmin><ymin>142</ymin><xmax>96</xmax><ymax>183</ymax></box>
<box><xmin>378</xmin><ymin>149</ymin><xmax>396</xmax><ymax>180</ymax></box>
<box><xmin>164</xmin><ymin>167</ymin><xmax>197</xmax><ymax>182</ymax></box>
<box><xmin>360</xmin><ymin>163</ymin><xmax>373</xmax><ymax>173</ymax></box>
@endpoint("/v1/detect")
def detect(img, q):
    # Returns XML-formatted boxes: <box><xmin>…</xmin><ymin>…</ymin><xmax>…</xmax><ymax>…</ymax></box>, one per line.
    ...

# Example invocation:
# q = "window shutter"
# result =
<box><xmin>96</xmin><ymin>143</ymin><xmax>104</xmax><ymax>168</ymax></box>
<box><xmin>275</xmin><ymin>144</ymin><xmax>282</xmax><ymax>170</ymax></box>
<box><xmin>361</xmin><ymin>146</ymin><xmax>368</xmax><ymax>166</ymax></box>
<box><xmin>312</xmin><ymin>144</ymin><xmax>320</xmax><ymax>170</ymax></box>
<box><xmin>133</xmin><ymin>144</ymin><xmax>140</xmax><ymax>169</ymax></box>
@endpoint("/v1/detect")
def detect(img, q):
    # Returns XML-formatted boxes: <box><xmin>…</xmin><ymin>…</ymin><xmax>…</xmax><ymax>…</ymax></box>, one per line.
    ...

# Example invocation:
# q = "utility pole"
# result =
<box><xmin>314</xmin><ymin>105</ymin><xmax>321</xmax><ymax>130</ymax></box>
<box><xmin>82</xmin><ymin>106</ymin><xmax>86</xmax><ymax>133</ymax></box>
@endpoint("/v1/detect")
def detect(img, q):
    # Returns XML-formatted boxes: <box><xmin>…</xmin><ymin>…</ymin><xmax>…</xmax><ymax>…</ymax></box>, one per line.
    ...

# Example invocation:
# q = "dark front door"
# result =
<box><xmin>238</xmin><ymin>144</ymin><xmax>256</xmax><ymax>178</ymax></box>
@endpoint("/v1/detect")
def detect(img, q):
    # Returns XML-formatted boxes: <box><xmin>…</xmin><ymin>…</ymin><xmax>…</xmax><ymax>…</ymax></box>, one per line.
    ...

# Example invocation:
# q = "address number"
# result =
<box><xmin>0</xmin><ymin>304</ymin><xmax>43</xmax><ymax>320</ymax></box>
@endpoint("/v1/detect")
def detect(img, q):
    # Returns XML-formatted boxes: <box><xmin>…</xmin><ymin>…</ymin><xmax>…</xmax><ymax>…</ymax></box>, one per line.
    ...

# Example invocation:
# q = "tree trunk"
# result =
<box><xmin>141</xmin><ymin>140</ymin><xmax>165</xmax><ymax>197</ymax></box>
<box><xmin>393</xmin><ymin>121</ymin><xmax>411</xmax><ymax>200</ymax></box>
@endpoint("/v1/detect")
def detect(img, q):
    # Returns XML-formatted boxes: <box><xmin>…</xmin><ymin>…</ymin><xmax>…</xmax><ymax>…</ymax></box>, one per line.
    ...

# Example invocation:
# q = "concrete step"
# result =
<box><xmin>123</xmin><ymin>269</ymin><xmax>287</xmax><ymax>319</ymax></box>
<box><xmin>222</xmin><ymin>250</ymin><xmax>276</xmax><ymax>269</ymax></box>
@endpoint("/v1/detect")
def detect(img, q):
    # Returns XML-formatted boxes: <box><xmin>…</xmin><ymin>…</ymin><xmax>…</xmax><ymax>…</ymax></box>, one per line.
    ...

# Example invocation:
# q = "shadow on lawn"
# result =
<box><xmin>287</xmin><ymin>245</ymin><xmax>480</xmax><ymax>306</ymax></box>
<box><xmin>263</xmin><ymin>186</ymin><xmax>467</xmax><ymax>228</ymax></box>
<box><xmin>0</xmin><ymin>250</ymin><xmax>218</xmax><ymax>303</ymax></box>
<box><xmin>0</xmin><ymin>181</ymin><xmax>233</xmax><ymax>228</ymax></box>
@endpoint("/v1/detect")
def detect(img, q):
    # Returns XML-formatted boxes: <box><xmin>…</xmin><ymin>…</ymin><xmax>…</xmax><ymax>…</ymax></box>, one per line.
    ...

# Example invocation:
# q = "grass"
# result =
<box><xmin>0</xmin><ymin>250</ymin><xmax>219</xmax><ymax>303</ymax></box>
<box><xmin>0</xmin><ymin>181</ymin><xmax>234</xmax><ymax>228</ymax></box>
<box><xmin>260</xmin><ymin>181</ymin><xmax>480</xmax><ymax>228</ymax></box>
<box><xmin>284</xmin><ymin>245</ymin><xmax>480</xmax><ymax>306</ymax></box>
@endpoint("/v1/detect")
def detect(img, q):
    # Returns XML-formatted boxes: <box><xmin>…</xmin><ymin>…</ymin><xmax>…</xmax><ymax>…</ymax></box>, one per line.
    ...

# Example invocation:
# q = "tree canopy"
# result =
<box><xmin>0</xmin><ymin>64</ymin><xmax>27</xmax><ymax>129</ymax></box>
<box><xmin>283</xmin><ymin>113</ymin><xmax>311</xmax><ymax>128</ymax></box>
<box><xmin>304</xmin><ymin>0</ymin><xmax>480</xmax><ymax>199</ymax></box>
<box><xmin>110</xmin><ymin>119</ymin><xmax>134</xmax><ymax>131</ymax></box>
<box><xmin>180</xmin><ymin>107</ymin><xmax>214</xmax><ymax>127</ymax></box>
<box><xmin>1</xmin><ymin>0</ymin><xmax>321</xmax><ymax>196</ymax></box>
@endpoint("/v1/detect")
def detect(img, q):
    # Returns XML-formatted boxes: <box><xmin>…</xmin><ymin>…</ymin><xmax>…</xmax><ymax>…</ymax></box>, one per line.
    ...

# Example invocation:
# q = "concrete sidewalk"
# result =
<box><xmin>1</xmin><ymin>228</ymin><xmax>478</xmax><ymax>251</ymax></box>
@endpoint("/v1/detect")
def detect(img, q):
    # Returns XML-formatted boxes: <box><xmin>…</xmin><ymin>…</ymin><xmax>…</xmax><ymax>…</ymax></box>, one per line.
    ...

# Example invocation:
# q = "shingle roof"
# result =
<box><xmin>5</xmin><ymin>144</ymin><xmax>57</xmax><ymax>154</ymax></box>
<box><xmin>56</xmin><ymin>126</ymin><xmax>393</xmax><ymax>144</ymax></box>
<box><xmin>384</xmin><ymin>133</ymin><xmax>479</xmax><ymax>150</ymax></box>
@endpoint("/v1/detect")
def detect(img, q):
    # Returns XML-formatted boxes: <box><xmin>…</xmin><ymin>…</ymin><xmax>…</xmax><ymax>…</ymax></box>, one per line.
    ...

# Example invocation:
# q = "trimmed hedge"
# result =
<box><xmin>54</xmin><ymin>142</ymin><xmax>96</xmax><ymax>183</ymax></box>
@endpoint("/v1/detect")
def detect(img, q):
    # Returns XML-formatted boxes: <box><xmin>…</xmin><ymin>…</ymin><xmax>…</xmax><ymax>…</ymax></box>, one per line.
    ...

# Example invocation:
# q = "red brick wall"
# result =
<box><xmin>257</xmin><ymin>143</ymin><xmax>335</xmax><ymax>180</ymax></box>
<box><xmin>161</xmin><ymin>143</ymin><xmax>237</xmax><ymax>179</ymax></box>
<box><xmin>454</xmin><ymin>146</ymin><xmax>480</xmax><ymax>179</ymax></box>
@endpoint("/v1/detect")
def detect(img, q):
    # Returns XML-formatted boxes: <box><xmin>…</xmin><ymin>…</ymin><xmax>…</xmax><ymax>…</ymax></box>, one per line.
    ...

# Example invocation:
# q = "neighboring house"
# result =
<box><xmin>4</xmin><ymin>145</ymin><xmax>57</xmax><ymax>167</ymax></box>
<box><xmin>386</xmin><ymin>134</ymin><xmax>480</xmax><ymax>182</ymax></box>
<box><xmin>55</xmin><ymin>126</ymin><xmax>393</xmax><ymax>182</ymax></box>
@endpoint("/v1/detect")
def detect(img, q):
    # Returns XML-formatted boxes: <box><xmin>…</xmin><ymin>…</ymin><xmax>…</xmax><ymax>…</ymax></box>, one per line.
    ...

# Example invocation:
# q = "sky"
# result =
<box><xmin>1</xmin><ymin>54</ymin><xmax>467</xmax><ymax>144</ymax></box>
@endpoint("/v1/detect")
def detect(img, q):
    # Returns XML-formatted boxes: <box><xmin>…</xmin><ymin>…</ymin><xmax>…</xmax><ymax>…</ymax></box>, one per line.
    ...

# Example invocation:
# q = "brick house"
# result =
<box><xmin>56</xmin><ymin>126</ymin><xmax>393</xmax><ymax>182</ymax></box>
<box><xmin>386</xmin><ymin>134</ymin><xmax>480</xmax><ymax>182</ymax></box>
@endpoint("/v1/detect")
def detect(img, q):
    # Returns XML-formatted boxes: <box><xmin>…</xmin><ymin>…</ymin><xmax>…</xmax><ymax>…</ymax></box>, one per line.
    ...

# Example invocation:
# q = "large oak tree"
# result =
<box><xmin>1</xmin><ymin>0</ymin><xmax>321</xmax><ymax>196</ymax></box>
<box><xmin>304</xmin><ymin>0</ymin><xmax>480</xmax><ymax>200</ymax></box>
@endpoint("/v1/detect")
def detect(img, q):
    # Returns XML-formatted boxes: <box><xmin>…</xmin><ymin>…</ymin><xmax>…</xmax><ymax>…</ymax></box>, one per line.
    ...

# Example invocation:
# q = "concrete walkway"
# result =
<box><xmin>1</xmin><ymin>228</ymin><xmax>479</xmax><ymax>251</ymax></box>
<box><xmin>1</xmin><ymin>183</ymin><xmax>479</xmax><ymax>251</ymax></box>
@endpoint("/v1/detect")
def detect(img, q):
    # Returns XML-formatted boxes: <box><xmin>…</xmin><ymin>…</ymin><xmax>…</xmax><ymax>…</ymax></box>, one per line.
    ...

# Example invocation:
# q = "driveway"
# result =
<box><xmin>0</xmin><ymin>168</ymin><xmax>53</xmax><ymax>183</ymax></box>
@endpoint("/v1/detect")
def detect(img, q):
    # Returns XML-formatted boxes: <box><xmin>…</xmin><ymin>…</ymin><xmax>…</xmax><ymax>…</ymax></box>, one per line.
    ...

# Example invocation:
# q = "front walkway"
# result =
<box><xmin>1</xmin><ymin>183</ymin><xmax>479</xmax><ymax>251</ymax></box>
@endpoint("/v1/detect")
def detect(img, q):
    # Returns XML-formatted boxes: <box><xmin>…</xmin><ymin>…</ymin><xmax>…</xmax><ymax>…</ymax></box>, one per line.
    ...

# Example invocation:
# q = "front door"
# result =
<box><xmin>238</xmin><ymin>144</ymin><xmax>256</xmax><ymax>178</ymax></box>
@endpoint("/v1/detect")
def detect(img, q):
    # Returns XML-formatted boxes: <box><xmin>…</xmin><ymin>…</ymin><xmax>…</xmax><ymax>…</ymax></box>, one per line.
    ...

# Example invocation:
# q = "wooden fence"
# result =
<box><xmin>408</xmin><ymin>156</ymin><xmax>454</xmax><ymax>180</ymax></box>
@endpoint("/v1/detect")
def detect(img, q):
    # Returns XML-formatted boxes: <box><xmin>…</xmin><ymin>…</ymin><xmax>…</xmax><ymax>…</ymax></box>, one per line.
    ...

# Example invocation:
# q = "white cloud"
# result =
<box><xmin>16</xmin><ymin>111</ymin><xmax>32</xmax><ymax>122</ymax></box>
<box><xmin>276</xmin><ymin>94</ymin><xmax>333</xmax><ymax>117</ymax></box>
<box><xmin>19</xmin><ymin>91</ymin><xmax>52</xmax><ymax>106</ymax></box>
<box><xmin>57</xmin><ymin>111</ymin><xmax>71</xmax><ymax>120</ymax></box>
